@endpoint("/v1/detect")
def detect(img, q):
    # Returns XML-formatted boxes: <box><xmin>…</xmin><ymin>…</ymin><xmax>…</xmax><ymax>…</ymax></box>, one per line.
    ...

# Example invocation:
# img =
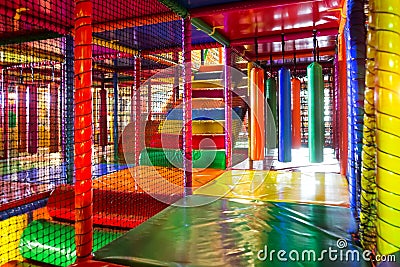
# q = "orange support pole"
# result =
<box><xmin>291</xmin><ymin>78</ymin><xmax>301</xmax><ymax>149</ymax></box>
<box><xmin>74</xmin><ymin>0</ymin><xmax>93</xmax><ymax>262</ymax></box>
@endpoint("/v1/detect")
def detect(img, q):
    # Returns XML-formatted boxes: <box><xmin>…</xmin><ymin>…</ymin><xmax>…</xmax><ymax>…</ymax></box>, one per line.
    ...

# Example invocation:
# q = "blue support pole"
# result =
<box><xmin>278</xmin><ymin>67</ymin><xmax>292</xmax><ymax>162</ymax></box>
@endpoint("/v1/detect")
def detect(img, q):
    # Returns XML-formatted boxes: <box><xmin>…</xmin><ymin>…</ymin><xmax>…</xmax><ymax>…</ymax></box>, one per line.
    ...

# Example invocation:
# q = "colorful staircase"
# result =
<box><xmin>137</xmin><ymin>65</ymin><xmax>248</xmax><ymax>170</ymax></box>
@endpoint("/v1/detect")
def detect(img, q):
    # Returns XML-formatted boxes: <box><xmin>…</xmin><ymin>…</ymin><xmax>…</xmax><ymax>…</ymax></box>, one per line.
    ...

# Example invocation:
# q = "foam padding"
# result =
<box><xmin>94</xmin><ymin>195</ymin><xmax>368</xmax><ymax>267</ymax></box>
<box><xmin>93</xmin><ymin>166</ymin><xmax>223</xmax><ymax>194</ymax></box>
<box><xmin>194</xmin><ymin>170</ymin><xmax>350</xmax><ymax>207</ymax></box>
<box><xmin>19</xmin><ymin>220</ymin><xmax>122</xmax><ymax>267</ymax></box>
<box><xmin>140</xmin><ymin>148</ymin><xmax>226</xmax><ymax>169</ymax></box>
<box><xmin>145</xmin><ymin>133</ymin><xmax>225</xmax><ymax>149</ymax></box>
<box><xmin>47</xmin><ymin>185</ymin><xmax>169</xmax><ymax>228</ymax></box>
<box><xmin>0</xmin><ymin>215</ymin><xmax>26</xmax><ymax>265</ymax></box>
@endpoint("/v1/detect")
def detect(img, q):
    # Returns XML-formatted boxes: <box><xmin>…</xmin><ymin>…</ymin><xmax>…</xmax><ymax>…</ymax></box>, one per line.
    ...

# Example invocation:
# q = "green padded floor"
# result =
<box><xmin>94</xmin><ymin>195</ymin><xmax>371</xmax><ymax>267</ymax></box>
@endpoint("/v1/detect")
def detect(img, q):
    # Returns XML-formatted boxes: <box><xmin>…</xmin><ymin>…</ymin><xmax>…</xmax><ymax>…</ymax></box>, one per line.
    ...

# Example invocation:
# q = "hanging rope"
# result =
<box><xmin>313</xmin><ymin>29</ymin><xmax>317</xmax><ymax>62</ymax></box>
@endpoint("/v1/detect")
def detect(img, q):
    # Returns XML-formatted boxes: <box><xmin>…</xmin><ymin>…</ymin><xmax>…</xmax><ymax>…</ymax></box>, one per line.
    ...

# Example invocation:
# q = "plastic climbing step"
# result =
<box><xmin>140</xmin><ymin>148</ymin><xmax>226</xmax><ymax>169</ymax></box>
<box><xmin>166</xmin><ymin>107</ymin><xmax>243</xmax><ymax>121</ymax></box>
<box><xmin>145</xmin><ymin>133</ymin><xmax>226</xmax><ymax>149</ymax></box>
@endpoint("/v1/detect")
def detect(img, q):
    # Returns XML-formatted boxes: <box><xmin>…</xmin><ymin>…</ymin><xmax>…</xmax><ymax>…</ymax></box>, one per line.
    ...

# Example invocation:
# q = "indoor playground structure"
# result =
<box><xmin>0</xmin><ymin>0</ymin><xmax>400</xmax><ymax>266</ymax></box>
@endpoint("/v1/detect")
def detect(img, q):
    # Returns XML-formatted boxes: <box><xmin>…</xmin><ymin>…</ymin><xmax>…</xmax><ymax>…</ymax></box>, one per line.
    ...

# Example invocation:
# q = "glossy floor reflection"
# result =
<box><xmin>94</xmin><ymin>195</ymin><xmax>367</xmax><ymax>267</ymax></box>
<box><xmin>195</xmin><ymin>170</ymin><xmax>349</xmax><ymax>207</ymax></box>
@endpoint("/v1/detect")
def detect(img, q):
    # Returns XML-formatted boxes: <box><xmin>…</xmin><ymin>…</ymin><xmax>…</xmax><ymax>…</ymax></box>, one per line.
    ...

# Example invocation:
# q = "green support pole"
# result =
<box><xmin>307</xmin><ymin>62</ymin><xmax>324</xmax><ymax>163</ymax></box>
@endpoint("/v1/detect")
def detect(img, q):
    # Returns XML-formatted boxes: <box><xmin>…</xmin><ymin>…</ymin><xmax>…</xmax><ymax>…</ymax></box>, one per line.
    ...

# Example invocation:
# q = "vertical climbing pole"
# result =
<box><xmin>113</xmin><ymin>60</ymin><xmax>119</xmax><ymax>162</ymax></box>
<box><xmin>18</xmin><ymin>84</ymin><xmax>27</xmax><ymax>153</ymax></box>
<box><xmin>374</xmin><ymin>0</ymin><xmax>400</xmax><ymax>255</ymax></box>
<box><xmin>346</xmin><ymin>0</ymin><xmax>366</xmax><ymax>219</ymax></box>
<box><xmin>224</xmin><ymin>46</ymin><xmax>232</xmax><ymax>169</ymax></box>
<box><xmin>74</xmin><ymin>0</ymin><xmax>93</xmax><ymax>262</ymax></box>
<box><xmin>182</xmin><ymin>17</ymin><xmax>192</xmax><ymax>194</ymax></box>
<box><xmin>133</xmin><ymin>56</ymin><xmax>141</xmax><ymax>166</ymax></box>
<box><xmin>64</xmin><ymin>35</ymin><xmax>75</xmax><ymax>184</ymax></box>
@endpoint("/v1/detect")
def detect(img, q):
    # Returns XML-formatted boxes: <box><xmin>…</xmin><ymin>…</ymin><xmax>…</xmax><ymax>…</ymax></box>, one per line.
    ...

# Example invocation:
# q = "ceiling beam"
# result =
<box><xmin>230</xmin><ymin>27</ymin><xmax>338</xmax><ymax>46</ymax></box>
<box><xmin>190</xmin><ymin>0</ymin><xmax>316</xmax><ymax>18</ymax></box>
<box><xmin>254</xmin><ymin>46</ymin><xmax>336</xmax><ymax>61</ymax></box>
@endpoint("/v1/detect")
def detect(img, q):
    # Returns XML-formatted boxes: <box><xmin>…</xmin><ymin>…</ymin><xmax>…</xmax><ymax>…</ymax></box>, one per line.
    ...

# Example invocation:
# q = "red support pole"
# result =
<box><xmin>18</xmin><ymin>84</ymin><xmax>27</xmax><ymax>153</ymax></box>
<box><xmin>49</xmin><ymin>82</ymin><xmax>59</xmax><ymax>153</ymax></box>
<box><xmin>182</xmin><ymin>17</ymin><xmax>192</xmax><ymax>195</ymax></box>
<box><xmin>74</xmin><ymin>0</ymin><xmax>93</xmax><ymax>262</ymax></box>
<box><xmin>291</xmin><ymin>78</ymin><xmax>301</xmax><ymax>149</ymax></box>
<box><xmin>28</xmin><ymin>85</ymin><xmax>38</xmax><ymax>154</ymax></box>
<box><xmin>133</xmin><ymin>57</ymin><xmax>141</xmax><ymax>165</ymax></box>
<box><xmin>224</xmin><ymin>46</ymin><xmax>232</xmax><ymax>169</ymax></box>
